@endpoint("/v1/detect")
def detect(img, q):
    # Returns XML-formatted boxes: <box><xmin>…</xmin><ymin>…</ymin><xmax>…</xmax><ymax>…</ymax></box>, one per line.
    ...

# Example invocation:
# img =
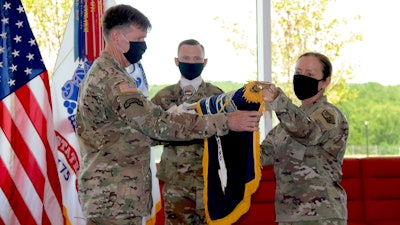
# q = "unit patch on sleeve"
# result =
<box><xmin>322</xmin><ymin>109</ymin><xmax>335</xmax><ymax>124</ymax></box>
<box><xmin>312</xmin><ymin>108</ymin><xmax>336</xmax><ymax>130</ymax></box>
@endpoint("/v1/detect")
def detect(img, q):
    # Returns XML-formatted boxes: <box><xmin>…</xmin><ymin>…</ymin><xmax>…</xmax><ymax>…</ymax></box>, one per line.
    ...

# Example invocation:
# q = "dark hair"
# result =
<box><xmin>177</xmin><ymin>39</ymin><xmax>205</xmax><ymax>56</ymax></box>
<box><xmin>102</xmin><ymin>4</ymin><xmax>152</xmax><ymax>39</ymax></box>
<box><xmin>297</xmin><ymin>52</ymin><xmax>332</xmax><ymax>79</ymax></box>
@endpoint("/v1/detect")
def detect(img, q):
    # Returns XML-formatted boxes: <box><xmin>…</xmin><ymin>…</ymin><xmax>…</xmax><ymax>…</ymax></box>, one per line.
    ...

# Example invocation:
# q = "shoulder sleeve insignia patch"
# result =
<box><xmin>311</xmin><ymin>108</ymin><xmax>337</xmax><ymax>130</ymax></box>
<box><xmin>118</xmin><ymin>83</ymin><xmax>139</xmax><ymax>93</ymax></box>
<box><xmin>124</xmin><ymin>98</ymin><xmax>144</xmax><ymax>109</ymax></box>
<box><xmin>322</xmin><ymin>109</ymin><xmax>335</xmax><ymax>124</ymax></box>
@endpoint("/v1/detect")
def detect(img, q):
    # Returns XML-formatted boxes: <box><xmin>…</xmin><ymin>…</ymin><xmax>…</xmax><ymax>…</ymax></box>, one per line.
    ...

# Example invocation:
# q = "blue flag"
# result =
<box><xmin>195</xmin><ymin>82</ymin><xmax>265</xmax><ymax>225</ymax></box>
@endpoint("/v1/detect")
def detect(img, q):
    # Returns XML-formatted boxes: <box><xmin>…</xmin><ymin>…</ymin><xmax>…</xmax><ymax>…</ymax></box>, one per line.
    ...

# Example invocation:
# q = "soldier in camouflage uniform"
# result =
<box><xmin>261</xmin><ymin>52</ymin><xmax>349</xmax><ymax>225</ymax></box>
<box><xmin>151</xmin><ymin>39</ymin><xmax>223</xmax><ymax>225</ymax></box>
<box><xmin>75</xmin><ymin>5</ymin><xmax>262</xmax><ymax>225</ymax></box>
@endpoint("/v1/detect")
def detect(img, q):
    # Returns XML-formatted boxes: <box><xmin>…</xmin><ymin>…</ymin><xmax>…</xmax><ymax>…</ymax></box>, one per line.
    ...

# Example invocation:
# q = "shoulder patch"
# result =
<box><xmin>124</xmin><ymin>98</ymin><xmax>144</xmax><ymax>109</ymax></box>
<box><xmin>118</xmin><ymin>83</ymin><xmax>139</xmax><ymax>93</ymax></box>
<box><xmin>312</xmin><ymin>108</ymin><xmax>337</xmax><ymax>130</ymax></box>
<box><xmin>321</xmin><ymin>109</ymin><xmax>335</xmax><ymax>124</ymax></box>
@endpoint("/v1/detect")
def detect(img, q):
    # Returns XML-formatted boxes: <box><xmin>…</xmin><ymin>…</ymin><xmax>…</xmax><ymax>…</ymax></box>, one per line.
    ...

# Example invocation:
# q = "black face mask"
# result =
<box><xmin>178</xmin><ymin>62</ymin><xmax>204</xmax><ymax>80</ymax></box>
<box><xmin>293</xmin><ymin>74</ymin><xmax>324</xmax><ymax>100</ymax></box>
<box><xmin>123</xmin><ymin>41</ymin><xmax>147</xmax><ymax>64</ymax></box>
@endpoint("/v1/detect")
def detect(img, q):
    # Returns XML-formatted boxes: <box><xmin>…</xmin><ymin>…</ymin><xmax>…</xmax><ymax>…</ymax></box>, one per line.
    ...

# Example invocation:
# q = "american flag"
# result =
<box><xmin>0</xmin><ymin>0</ymin><xmax>65</xmax><ymax>224</ymax></box>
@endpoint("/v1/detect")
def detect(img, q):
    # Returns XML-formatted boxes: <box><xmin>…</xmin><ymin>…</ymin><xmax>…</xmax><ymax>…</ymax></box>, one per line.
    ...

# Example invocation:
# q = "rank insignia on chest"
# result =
<box><xmin>183</xmin><ymin>85</ymin><xmax>194</xmax><ymax>97</ymax></box>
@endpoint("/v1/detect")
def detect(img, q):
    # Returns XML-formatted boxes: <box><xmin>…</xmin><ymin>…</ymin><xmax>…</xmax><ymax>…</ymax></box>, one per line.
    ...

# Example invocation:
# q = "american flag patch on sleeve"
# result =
<box><xmin>118</xmin><ymin>83</ymin><xmax>139</xmax><ymax>93</ymax></box>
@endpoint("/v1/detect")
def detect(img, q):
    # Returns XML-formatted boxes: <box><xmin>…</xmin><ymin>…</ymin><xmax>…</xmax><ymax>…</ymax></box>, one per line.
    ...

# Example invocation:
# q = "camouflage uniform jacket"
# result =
<box><xmin>151</xmin><ymin>81</ymin><xmax>224</xmax><ymax>186</ymax></box>
<box><xmin>261</xmin><ymin>89</ymin><xmax>349</xmax><ymax>222</ymax></box>
<box><xmin>75</xmin><ymin>52</ymin><xmax>229</xmax><ymax>219</ymax></box>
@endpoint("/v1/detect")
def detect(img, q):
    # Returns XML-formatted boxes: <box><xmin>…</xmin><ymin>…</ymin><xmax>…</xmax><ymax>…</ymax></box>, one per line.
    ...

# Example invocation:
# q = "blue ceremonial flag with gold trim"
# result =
<box><xmin>195</xmin><ymin>81</ymin><xmax>267</xmax><ymax>225</ymax></box>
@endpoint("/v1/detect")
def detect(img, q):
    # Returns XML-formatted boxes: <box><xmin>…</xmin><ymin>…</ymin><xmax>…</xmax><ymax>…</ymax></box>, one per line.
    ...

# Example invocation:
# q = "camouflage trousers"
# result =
<box><xmin>86</xmin><ymin>216</ymin><xmax>142</xmax><ymax>225</ymax></box>
<box><xmin>279</xmin><ymin>219</ymin><xmax>347</xmax><ymax>225</ymax></box>
<box><xmin>162</xmin><ymin>183</ymin><xmax>206</xmax><ymax>225</ymax></box>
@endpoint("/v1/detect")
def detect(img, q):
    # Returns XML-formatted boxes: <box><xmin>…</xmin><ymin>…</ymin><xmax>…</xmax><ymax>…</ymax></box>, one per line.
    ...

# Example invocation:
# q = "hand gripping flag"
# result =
<box><xmin>0</xmin><ymin>0</ymin><xmax>64</xmax><ymax>224</ymax></box>
<box><xmin>195</xmin><ymin>81</ymin><xmax>269</xmax><ymax>225</ymax></box>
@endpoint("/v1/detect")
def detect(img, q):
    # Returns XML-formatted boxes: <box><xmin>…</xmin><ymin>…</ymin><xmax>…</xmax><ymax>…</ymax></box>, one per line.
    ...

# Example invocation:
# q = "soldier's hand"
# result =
<box><xmin>262</xmin><ymin>84</ymin><xmax>279</xmax><ymax>103</ymax></box>
<box><xmin>167</xmin><ymin>104</ymin><xmax>178</xmax><ymax>113</ymax></box>
<box><xmin>227</xmin><ymin>110</ymin><xmax>262</xmax><ymax>132</ymax></box>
